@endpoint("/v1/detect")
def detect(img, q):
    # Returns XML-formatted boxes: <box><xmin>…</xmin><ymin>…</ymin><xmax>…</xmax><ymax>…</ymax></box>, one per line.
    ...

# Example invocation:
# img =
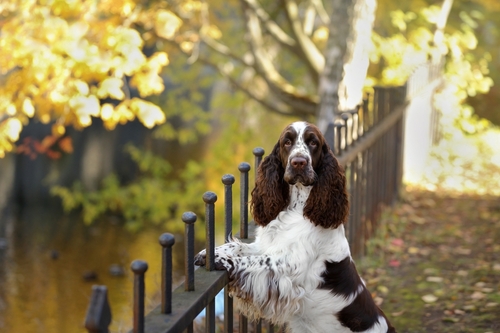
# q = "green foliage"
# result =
<box><xmin>51</xmin><ymin>144</ymin><xmax>205</xmax><ymax>232</ymax></box>
<box><xmin>369</xmin><ymin>3</ymin><xmax>494</xmax><ymax>134</ymax></box>
<box><xmin>149</xmin><ymin>54</ymin><xmax>215</xmax><ymax>145</ymax></box>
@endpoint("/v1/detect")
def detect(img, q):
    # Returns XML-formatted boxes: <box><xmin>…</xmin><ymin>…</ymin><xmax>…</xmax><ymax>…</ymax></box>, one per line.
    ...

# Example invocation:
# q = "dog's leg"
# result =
<box><xmin>194</xmin><ymin>241</ymin><xmax>260</xmax><ymax>267</ymax></box>
<box><xmin>208</xmin><ymin>253</ymin><xmax>307</xmax><ymax>324</ymax></box>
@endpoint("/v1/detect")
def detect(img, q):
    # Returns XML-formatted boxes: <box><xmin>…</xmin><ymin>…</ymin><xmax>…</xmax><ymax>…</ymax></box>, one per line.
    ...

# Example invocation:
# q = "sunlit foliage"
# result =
<box><xmin>0</xmin><ymin>0</ymin><xmax>189</xmax><ymax>157</ymax></box>
<box><xmin>369</xmin><ymin>4</ymin><xmax>493</xmax><ymax>134</ymax></box>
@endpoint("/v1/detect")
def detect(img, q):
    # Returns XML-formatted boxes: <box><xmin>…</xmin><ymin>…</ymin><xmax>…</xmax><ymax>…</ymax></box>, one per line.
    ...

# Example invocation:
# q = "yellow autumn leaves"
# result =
<box><xmin>0</xmin><ymin>0</ymin><xmax>187</xmax><ymax>157</ymax></box>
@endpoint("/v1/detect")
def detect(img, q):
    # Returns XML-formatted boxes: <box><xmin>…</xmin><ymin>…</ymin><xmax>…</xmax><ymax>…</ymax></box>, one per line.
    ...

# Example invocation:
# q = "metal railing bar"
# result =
<box><xmin>336</xmin><ymin>101</ymin><xmax>409</xmax><ymax>167</ymax></box>
<box><xmin>203</xmin><ymin>192</ymin><xmax>217</xmax><ymax>272</ymax></box>
<box><xmin>131</xmin><ymin>260</ymin><xmax>148</xmax><ymax>333</ymax></box>
<box><xmin>222</xmin><ymin>174</ymin><xmax>235</xmax><ymax>333</ymax></box>
<box><xmin>203</xmin><ymin>191</ymin><xmax>217</xmax><ymax>332</ymax></box>
<box><xmin>238</xmin><ymin>162</ymin><xmax>251</xmax><ymax>239</ymax></box>
<box><xmin>141</xmin><ymin>270</ymin><xmax>228</xmax><ymax>333</ymax></box>
<box><xmin>159</xmin><ymin>233</ymin><xmax>175</xmax><ymax>314</ymax></box>
<box><xmin>182</xmin><ymin>212</ymin><xmax>197</xmax><ymax>292</ymax></box>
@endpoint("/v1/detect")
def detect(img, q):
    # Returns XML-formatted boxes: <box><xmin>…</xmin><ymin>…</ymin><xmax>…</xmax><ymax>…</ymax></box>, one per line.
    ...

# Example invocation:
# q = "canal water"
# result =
<box><xmin>0</xmin><ymin>115</ymin><xmax>289</xmax><ymax>332</ymax></box>
<box><xmin>0</xmin><ymin>204</ymin><xmax>208</xmax><ymax>333</ymax></box>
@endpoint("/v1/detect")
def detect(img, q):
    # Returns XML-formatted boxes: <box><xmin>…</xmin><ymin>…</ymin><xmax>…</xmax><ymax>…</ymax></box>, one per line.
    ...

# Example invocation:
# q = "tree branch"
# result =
<box><xmin>240</xmin><ymin>0</ymin><xmax>296</xmax><ymax>48</ymax></box>
<box><xmin>240</xmin><ymin>0</ymin><xmax>319</xmax><ymax>86</ymax></box>
<box><xmin>241</xmin><ymin>4</ymin><xmax>318</xmax><ymax>115</ymax></box>
<box><xmin>201</xmin><ymin>35</ymin><xmax>254</xmax><ymax>68</ymax></box>
<box><xmin>283</xmin><ymin>0</ymin><xmax>325</xmax><ymax>76</ymax></box>
<box><xmin>303</xmin><ymin>2</ymin><xmax>316</xmax><ymax>36</ymax></box>
<box><xmin>311</xmin><ymin>0</ymin><xmax>330</xmax><ymax>25</ymax></box>
<box><xmin>167</xmin><ymin>40</ymin><xmax>310</xmax><ymax>118</ymax></box>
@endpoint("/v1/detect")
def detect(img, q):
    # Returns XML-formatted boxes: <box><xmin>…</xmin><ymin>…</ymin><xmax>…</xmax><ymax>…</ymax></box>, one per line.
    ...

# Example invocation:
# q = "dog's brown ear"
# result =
<box><xmin>304</xmin><ymin>143</ymin><xmax>349</xmax><ymax>228</ymax></box>
<box><xmin>250</xmin><ymin>142</ymin><xmax>289</xmax><ymax>226</ymax></box>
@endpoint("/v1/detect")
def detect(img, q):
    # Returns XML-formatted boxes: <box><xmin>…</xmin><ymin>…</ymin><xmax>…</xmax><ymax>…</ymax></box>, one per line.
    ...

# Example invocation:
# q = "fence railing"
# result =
<box><xmin>83</xmin><ymin>80</ymin><xmax>431</xmax><ymax>333</ymax></box>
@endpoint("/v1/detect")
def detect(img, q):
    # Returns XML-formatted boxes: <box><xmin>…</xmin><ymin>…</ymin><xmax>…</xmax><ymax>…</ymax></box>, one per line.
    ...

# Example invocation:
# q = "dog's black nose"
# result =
<box><xmin>291</xmin><ymin>156</ymin><xmax>307</xmax><ymax>169</ymax></box>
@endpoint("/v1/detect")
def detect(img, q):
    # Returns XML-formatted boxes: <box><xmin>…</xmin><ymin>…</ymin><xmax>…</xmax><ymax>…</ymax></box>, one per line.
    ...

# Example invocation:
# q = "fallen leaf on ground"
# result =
<box><xmin>424</xmin><ymin>268</ymin><xmax>439</xmax><ymax>275</ymax></box>
<box><xmin>410</xmin><ymin>216</ymin><xmax>426</xmax><ymax>224</ymax></box>
<box><xmin>391</xmin><ymin>238</ymin><xmax>404</xmax><ymax>247</ymax></box>
<box><xmin>462</xmin><ymin>305</ymin><xmax>476</xmax><ymax>311</ymax></box>
<box><xmin>374</xmin><ymin>296</ymin><xmax>384</xmax><ymax>306</ymax></box>
<box><xmin>377</xmin><ymin>285</ymin><xmax>389</xmax><ymax>294</ymax></box>
<box><xmin>389</xmin><ymin>259</ymin><xmax>400</xmax><ymax>267</ymax></box>
<box><xmin>442</xmin><ymin>317</ymin><xmax>459</xmax><ymax>323</ymax></box>
<box><xmin>408</xmin><ymin>246</ymin><xmax>419</xmax><ymax>254</ymax></box>
<box><xmin>470</xmin><ymin>291</ymin><xmax>485</xmax><ymax>300</ymax></box>
<box><xmin>455</xmin><ymin>247</ymin><xmax>472</xmax><ymax>255</ymax></box>
<box><xmin>391</xmin><ymin>310</ymin><xmax>405</xmax><ymax>317</ymax></box>
<box><xmin>426</xmin><ymin>276</ymin><xmax>444</xmax><ymax>283</ymax></box>
<box><xmin>422</xmin><ymin>294</ymin><xmax>438</xmax><ymax>303</ymax></box>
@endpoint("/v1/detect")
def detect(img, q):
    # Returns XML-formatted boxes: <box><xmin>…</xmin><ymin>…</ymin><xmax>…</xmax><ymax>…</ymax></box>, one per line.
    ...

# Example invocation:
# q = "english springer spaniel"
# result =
<box><xmin>195</xmin><ymin>121</ymin><xmax>396</xmax><ymax>333</ymax></box>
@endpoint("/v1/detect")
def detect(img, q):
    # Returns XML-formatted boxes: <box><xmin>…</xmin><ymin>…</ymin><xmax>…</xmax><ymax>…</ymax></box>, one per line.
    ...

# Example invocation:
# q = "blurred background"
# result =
<box><xmin>0</xmin><ymin>0</ymin><xmax>499</xmax><ymax>332</ymax></box>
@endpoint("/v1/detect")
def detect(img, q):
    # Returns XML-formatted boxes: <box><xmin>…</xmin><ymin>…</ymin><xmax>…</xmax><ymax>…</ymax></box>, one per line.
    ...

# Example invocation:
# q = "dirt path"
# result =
<box><xmin>358</xmin><ymin>188</ymin><xmax>500</xmax><ymax>332</ymax></box>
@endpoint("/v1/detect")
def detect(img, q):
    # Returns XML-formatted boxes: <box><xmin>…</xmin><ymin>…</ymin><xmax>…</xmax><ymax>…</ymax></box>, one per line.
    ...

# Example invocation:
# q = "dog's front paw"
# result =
<box><xmin>214</xmin><ymin>254</ymin><xmax>234</xmax><ymax>272</ymax></box>
<box><xmin>194</xmin><ymin>249</ymin><xmax>206</xmax><ymax>266</ymax></box>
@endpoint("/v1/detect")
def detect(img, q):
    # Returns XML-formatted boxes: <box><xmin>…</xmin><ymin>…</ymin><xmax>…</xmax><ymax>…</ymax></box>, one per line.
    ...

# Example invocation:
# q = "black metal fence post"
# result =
<box><xmin>238</xmin><ymin>162</ymin><xmax>250</xmax><ymax>332</ymax></box>
<box><xmin>182</xmin><ymin>212</ymin><xmax>196</xmax><ymax>333</ymax></box>
<box><xmin>253</xmin><ymin>148</ymin><xmax>274</xmax><ymax>333</ymax></box>
<box><xmin>203</xmin><ymin>191</ymin><xmax>218</xmax><ymax>333</ymax></box>
<box><xmin>222</xmin><ymin>175</ymin><xmax>236</xmax><ymax>241</ymax></box>
<box><xmin>182</xmin><ymin>212</ymin><xmax>197</xmax><ymax>292</ymax></box>
<box><xmin>222</xmin><ymin>174</ymin><xmax>235</xmax><ymax>333</ymax></box>
<box><xmin>85</xmin><ymin>285</ymin><xmax>112</xmax><ymax>333</ymax></box>
<box><xmin>238</xmin><ymin>162</ymin><xmax>251</xmax><ymax>239</ymax></box>
<box><xmin>203</xmin><ymin>192</ymin><xmax>217</xmax><ymax>272</ymax></box>
<box><xmin>341</xmin><ymin>113</ymin><xmax>350</xmax><ymax>150</ymax></box>
<box><xmin>159</xmin><ymin>233</ymin><xmax>175</xmax><ymax>314</ymax></box>
<box><xmin>131</xmin><ymin>260</ymin><xmax>148</xmax><ymax>333</ymax></box>
<box><xmin>335</xmin><ymin>121</ymin><xmax>344</xmax><ymax>155</ymax></box>
<box><xmin>253</xmin><ymin>147</ymin><xmax>265</xmax><ymax>173</ymax></box>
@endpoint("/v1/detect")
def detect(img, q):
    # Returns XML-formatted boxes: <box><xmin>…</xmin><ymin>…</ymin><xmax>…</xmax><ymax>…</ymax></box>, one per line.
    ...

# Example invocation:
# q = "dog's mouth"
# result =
<box><xmin>284</xmin><ymin>170</ymin><xmax>316</xmax><ymax>186</ymax></box>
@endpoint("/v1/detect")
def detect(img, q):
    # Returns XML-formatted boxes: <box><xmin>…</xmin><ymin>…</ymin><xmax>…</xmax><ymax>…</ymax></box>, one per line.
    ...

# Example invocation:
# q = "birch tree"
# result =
<box><xmin>167</xmin><ymin>0</ymin><xmax>378</xmax><ymax>132</ymax></box>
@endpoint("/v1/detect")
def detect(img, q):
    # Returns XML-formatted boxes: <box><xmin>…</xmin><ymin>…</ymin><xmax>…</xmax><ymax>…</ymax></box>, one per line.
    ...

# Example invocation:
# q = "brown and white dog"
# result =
<box><xmin>195</xmin><ymin>121</ymin><xmax>396</xmax><ymax>333</ymax></box>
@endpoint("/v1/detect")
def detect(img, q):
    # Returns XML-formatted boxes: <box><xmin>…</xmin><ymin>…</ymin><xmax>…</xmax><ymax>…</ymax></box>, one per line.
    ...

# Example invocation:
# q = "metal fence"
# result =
<box><xmin>83</xmin><ymin>81</ymin><xmax>426</xmax><ymax>333</ymax></box>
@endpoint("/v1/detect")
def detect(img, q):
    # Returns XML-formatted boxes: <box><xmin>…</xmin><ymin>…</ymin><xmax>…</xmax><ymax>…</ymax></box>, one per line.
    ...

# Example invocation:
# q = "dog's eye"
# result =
<box><xmin>284</xmin><ymin>139</ymin><xmax>292</xmax><ymax>147</ymax></box>
<box><xmin>309</xmin><ymin>140</ymin><xmax>317</xmax><ymax>147</ymax></box>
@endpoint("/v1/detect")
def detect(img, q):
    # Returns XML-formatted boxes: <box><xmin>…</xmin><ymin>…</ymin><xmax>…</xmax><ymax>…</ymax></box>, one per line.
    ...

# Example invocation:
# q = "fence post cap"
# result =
<box><xmin>182</xmin><ymin>211</ymin><xmax>197</xmax><ymax>224</ymax></box>
<box><xmin>238</xmin><ymin>162</ymin><xmax>251</xmax><ymax>172</ymax></box>
<box><xmin>221</xmin><ymin>174</ymin><xmax>235</xmax><ymax>185</ymax></box>
<box><xmin>130</xmin><ymin>260</ymin><xmax>148</xmax><ymax>274</ymax></box>
<box><xmin>202</xmin><ymin>191</ymin><xmax>218</xmax><ymax>204</ymax></box>
<box><xmin>252</xmin><ymin>147</ymin><xmax>265</xmax><ymax>157</ymax></box>
<box><xmin>159</xmin><ymin>233</ymin><xmax>175</xmax><ymax>247</ymax></box>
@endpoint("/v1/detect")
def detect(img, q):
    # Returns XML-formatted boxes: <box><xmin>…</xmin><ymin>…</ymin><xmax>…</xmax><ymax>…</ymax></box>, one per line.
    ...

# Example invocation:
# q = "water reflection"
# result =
<box><xmin>0</xmin><ymin>205</ymin><xmax>197</xmax><ymax>333</ymax></box>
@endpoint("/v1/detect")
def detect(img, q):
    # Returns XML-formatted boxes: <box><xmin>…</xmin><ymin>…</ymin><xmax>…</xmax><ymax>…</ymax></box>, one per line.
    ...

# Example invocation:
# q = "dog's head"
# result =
<box><xmin>251</xmin><ymin>121</ymin><xmax>349</xmax><ymax>228</ymax></box>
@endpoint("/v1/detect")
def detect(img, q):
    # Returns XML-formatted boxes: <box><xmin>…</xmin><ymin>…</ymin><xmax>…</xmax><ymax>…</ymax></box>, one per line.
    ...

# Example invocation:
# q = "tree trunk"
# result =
<box><xmin>339</xmin><ymin>0</ymin><xmax>377</xmax><ymax>111</ymax></box>
<box><xmin>316</xmin><ymin>0</ymin><xmax>377</xmax><ymax>132</ymax></box>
